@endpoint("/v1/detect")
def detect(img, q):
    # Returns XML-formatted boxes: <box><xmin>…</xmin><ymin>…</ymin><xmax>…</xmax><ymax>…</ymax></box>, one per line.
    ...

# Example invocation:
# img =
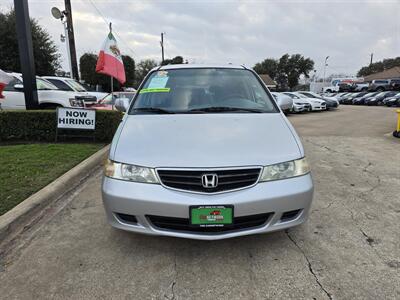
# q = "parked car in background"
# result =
<box><xmin>1</xmin><ymin>72</ymin><xmax>92</xmax><ymax>109</ymax></box>
<box><xmin>282</xmin><ymin>92</ymin><xmax>311</xmax><ymax>112</ymax></box>
<box><xmin>292</xmin><ymin>92</ymin><xmax>326</xmax><ymax>111</ymax></box>
<box><xmin>352</xmin><ymin>82</ymin><xmax>369</xmax><ymax>92</ymax></box>
<box><xmin>389</xmin><ymin>78</ymin><xmax>400</xmax><ymax>91</ymax></box>
<box><xmin>365</xmin><ymin>91</ymin><xmax>398</xmax><ymax>106</ymax></box>
<box><xmin>297</xmin><ymin>91</ymin><xmax>339</xmax><ymax>109</ymax></box>
<box><xmin>271</xmin><ymin>92</ymin><xmax>293</xmax><ymax>113</ymax></box>
<box><xmin>383</xmin><ymin>93</ymin><xmax>400</xmax><ymax>107</ymax></box>
<box><xmin>341</xmin><ymin>92</ymin><xmax>368</xmax><ymax>104</ymax></box>
<box><xmin>88</xmin><ymin>92</ymin><xmax>136</xmax><ymax>110</ymax></box>
<box><xmin>43</xmin><ymin>76</ymin><xmax>107</xmax><ymax>101</ymax></box>
<box><xmin>352</xmin><ymin>92</ymin><xmax>379</xmax><ymax>105</ymax></box>
<box><xmin>368</xmin><ymin>79</ymin><xmax>390</xmax><ymax>92</ymax></box>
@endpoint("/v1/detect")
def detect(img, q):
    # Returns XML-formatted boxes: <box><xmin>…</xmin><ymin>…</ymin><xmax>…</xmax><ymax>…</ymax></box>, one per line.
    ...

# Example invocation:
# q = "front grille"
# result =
<box><xmin>157</xmin><ymin>168</ymin><xmax>261</xmax><ymax>193</ymax></box>
<box><xmin>147</xmin><ymin>213</ymin><xmax>273</xmax><ymax>234</ymax></box>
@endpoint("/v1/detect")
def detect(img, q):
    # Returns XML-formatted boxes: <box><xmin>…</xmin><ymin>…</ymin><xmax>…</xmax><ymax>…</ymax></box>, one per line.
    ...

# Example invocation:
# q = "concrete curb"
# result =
<box><xmin>0</xmin><ymin>145</ymin><xmax>110</xmax><ymax>244</ymax></box>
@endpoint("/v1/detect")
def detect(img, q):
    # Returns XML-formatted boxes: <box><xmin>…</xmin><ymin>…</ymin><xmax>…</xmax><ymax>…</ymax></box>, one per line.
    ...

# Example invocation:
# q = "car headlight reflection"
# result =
<box><xmin>104</xmin><ymin>159</ymin><xmax>159</xmax><ymax>183</ymax></box>
<box><xmin>260</xmin><ymin>157</ymin><xmax>310</xmax><ymax>182</ymax></box>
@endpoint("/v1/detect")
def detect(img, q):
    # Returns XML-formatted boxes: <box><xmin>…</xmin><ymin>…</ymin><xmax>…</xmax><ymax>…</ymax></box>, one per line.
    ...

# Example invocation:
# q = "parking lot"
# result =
<box><xmin>0</xmin><ymin>105</ymin><xmax>399</xmax><ymax>299</ymax></box>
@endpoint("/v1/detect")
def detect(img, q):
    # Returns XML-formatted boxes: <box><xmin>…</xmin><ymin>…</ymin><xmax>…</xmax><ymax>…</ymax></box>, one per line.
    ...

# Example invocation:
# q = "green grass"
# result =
<box><xmin>0</xmin><ymin>143</ymin><xmax>104</xmax><ymax>216</ymax></box>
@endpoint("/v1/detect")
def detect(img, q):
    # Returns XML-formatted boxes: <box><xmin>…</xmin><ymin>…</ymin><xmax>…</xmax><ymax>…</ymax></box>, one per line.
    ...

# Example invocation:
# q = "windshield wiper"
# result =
<box><xmin>133</xmin><ymin>107</ymin><xmax>175</xmax><ymax>114</ymax></box>
<box><xmin>188</xmin><ymin>106</ymin><xmax>264</xmax><ymax>113</ymax></box>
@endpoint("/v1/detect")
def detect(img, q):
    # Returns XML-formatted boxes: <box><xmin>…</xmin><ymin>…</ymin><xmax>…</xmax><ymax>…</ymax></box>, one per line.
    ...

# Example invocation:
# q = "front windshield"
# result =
<box><xmin>130</xmin><ymin>68</ymin><xmax>277</xmax><ymax>114</ymax></box>
<box><xmin>37</xmin><ymin>78</ymin><xmax>58</xmax><ymax>90</ymax></box>
<box><xmin>66</xmin><ymin>79</ymin><xmax>87</xmax><ymax>92</ymax></box>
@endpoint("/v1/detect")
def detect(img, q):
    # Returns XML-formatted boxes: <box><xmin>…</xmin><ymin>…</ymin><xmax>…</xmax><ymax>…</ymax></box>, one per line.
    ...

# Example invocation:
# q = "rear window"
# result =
<box><xmin>130</xmin><ymin>68</ymin><xmax>277</xmax><ymax>114</ymax></box>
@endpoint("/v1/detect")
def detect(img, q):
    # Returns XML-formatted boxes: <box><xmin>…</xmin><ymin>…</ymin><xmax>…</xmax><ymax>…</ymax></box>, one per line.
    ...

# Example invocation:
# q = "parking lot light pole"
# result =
<box><xmin>14</xmin><ymin>0</ymin><xmax>39</xmax><ymax>109</ymax></box>
<box><xmin>323</xmin><ymin>56</ymin><xmax>329</xmax><ymax>85</ymax></box>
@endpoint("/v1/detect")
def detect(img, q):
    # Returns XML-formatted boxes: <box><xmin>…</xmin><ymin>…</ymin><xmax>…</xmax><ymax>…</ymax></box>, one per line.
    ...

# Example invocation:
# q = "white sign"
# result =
<box><xmin>57</xmin><ymin>108</ymin><xmax>96</xmax><ymax>130</ymax></box>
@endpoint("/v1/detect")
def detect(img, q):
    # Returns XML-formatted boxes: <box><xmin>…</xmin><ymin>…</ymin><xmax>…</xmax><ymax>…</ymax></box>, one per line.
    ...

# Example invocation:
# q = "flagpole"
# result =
<box><xmin>109</xmin><ymin>22</ymin><xmax>114</xmax><ymax>110</ymax></box>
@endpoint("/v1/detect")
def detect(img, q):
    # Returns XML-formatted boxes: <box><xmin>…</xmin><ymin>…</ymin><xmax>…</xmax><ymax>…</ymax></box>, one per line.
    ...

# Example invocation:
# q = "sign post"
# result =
<box><xmin>56</xmin><ymin>108</ymin><xmax>96</xmax><ymax>142</ymax></box>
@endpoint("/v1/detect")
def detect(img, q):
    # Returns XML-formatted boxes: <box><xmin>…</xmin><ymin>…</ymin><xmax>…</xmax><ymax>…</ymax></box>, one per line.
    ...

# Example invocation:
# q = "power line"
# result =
<box><xmin>87</xmin><ymin>0</ymin><xmax>138</xmax><ymax>58</ymax></box>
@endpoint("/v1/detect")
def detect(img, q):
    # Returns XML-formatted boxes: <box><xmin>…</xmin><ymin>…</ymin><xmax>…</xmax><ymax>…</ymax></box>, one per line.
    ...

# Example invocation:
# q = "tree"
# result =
<box><xmin>134</xmin><ymin>59</ymin><xmax>158</xmax><ymax>87</ymax></box>
<box><xmin>357</xmin><ymin>56</ymin><xmax>400</xmax><ymax>77</ymax></box>
<box><xmin>0</xmin><ymin>9</ymin><xmax>60</xmax><ymax>75</ymax></box>
<box><xmin>253</xmin><ymin>54</ymin><xmax>314</xmax><ymax>91</ymax></box>
<box><xmin>161</xmin><ymin>56</ymin><xmax>184</xmax><ymax>66</ymax></box>
<box><xmin>79</xmin><ymin>53</ymin><xmax>136</xmax><ymax>92</ymax></box>
<box><xmin>253</xmin><ymin>58</ymin><xmax>278</xmax><ymax>79</ymax></box>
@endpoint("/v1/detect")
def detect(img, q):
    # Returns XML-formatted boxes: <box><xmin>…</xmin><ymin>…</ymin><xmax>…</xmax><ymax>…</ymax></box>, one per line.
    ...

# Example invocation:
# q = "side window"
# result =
<box><xmin>47</xmin><ymin>79</ymin><xmax>73</xmax><ymax>91</ymax></box>
<box><xmin>4</xmin><ymin>77</ymin><xmax>22</xmax><ymax>91</ymax></box>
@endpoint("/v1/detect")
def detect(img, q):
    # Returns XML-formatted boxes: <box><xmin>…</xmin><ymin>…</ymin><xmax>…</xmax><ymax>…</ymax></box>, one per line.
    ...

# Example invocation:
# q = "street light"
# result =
<box><xmin>323</xmin><ymin>56</ymin><xmax>329</xmax><ymax>85</ymax></box>
<box><xmin>51</xmin><ymin>7</ymin><xmax>72</xmax><ymax>78</ymax></box>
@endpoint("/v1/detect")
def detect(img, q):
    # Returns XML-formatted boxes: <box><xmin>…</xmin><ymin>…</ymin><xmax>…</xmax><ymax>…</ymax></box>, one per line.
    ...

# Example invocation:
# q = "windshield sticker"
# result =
<box><xmin>148</xmin><ymin>76</ymin><xmax>169</xmax><ymax>89</ymax></box>
<box><xmin>157</xmin><ymin>71</ymin><xmax>168</xmax><ymax>77</ymax></box>
<box><xmin>139</xmin><ymin>88</ymin><xmax>171</xmax><ymax>94</ymax></box>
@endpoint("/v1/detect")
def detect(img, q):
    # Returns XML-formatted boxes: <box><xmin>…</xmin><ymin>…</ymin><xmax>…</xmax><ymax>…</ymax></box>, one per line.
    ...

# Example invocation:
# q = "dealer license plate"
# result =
<box><xmin>190</xmin><ymin>205</ymin><xmax>233</xmax><ymax>227</ymax></box>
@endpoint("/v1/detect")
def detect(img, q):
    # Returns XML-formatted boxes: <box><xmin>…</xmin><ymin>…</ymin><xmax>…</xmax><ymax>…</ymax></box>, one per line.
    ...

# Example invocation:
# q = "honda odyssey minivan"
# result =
<box><xmin>102</xmin><ymin>65</ymin><xmax>314</xmax><ymax>240</ymax></box>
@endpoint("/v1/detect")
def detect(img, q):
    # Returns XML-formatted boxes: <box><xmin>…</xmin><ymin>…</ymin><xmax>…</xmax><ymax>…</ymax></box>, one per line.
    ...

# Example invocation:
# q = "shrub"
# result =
<box><xmin>0</xmin><ymin>110</ymin><xmax>123</xmax><ymax>143</ymax></box>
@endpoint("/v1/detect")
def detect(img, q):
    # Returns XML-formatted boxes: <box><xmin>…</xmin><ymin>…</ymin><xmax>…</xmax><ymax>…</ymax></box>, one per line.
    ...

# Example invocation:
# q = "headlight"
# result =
<box><xmin>69</xmin><ymin>98</ymin><xmax>84</xmax><ymax>107</ymax></box>
<box><xmin>104</xmin><ymin>159</ymin><xmax>159</xmax><ymax>183</ymax></box>
<box><xmin>260</xmin><ymin>157</ymin><xmax>310</xmax><ymax>182</ymax></box>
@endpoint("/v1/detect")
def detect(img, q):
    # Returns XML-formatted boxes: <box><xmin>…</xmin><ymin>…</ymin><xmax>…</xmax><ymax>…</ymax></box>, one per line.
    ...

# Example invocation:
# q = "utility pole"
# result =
<box><xmin>64</xmin><ymin>0</ymin><xmax>79</xmax><ymax>80</ymax></box>
<box><xmin>160</xmin><ymin>32</ymin><xmax>165</xmax><ymax>64</ymax></box>
<box><xmin>14</xmin><ymin>0</ymin><xmax>39</xmax><ymax>109</ymax></box>
<box><xmin>370</xmin><ymin>53</ymin><xmax>373</xmax><ymax>66</ymax></box>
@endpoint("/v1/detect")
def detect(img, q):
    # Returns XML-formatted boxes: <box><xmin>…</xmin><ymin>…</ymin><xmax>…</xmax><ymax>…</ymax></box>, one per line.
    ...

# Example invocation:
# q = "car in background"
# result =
<box><xmin>292</xmin><ymin>92</ymin><xmax>326</xmax><ymax>111</ymax></box>
<box><xmin>282</xmin><ymin>92</ymin><xmax>311</xmax><ymax>112</ymax></box>
<box><xmin>352</xmin><ymin>82</ymin><xmax>369</xmax><ymax>92</ymax></box>
<box><xmin>383</xmin><ymin>93</ymin><xmax>400</xmax><ymax>107</ymax></box>
<box><xmin>43</xmin><ymin>76</ymin><xmax>107</xmax><ymax>101</ymax></box>
<box><xmin>1</xmin><ymin>72</ymin><xmax>93</xmax><ymax>109</ymax></box>
<box><xmin>389</xmin><ymin>78</ymin><xmax>400</xmax><ymax>91</ymax></box>
<box><xmin>341</xmin><ymin>92</ymin><xmax>368</xmax><ymax>104</ymax></box>
<box><xmin>365</xmin><ymin>91</ymin><xmax>398</xmax><ymax>106</ymax></box>
<box><xmin>368</xmin><ymin>79</ymin><xmax>390</xmax><ymax>92</ymax></box>
<box><xmin>352</xmin><ymin>92</ymin><xmax>380</xmax><ymax>105</ymax></box>
<box><xmin>297</xmin><ymin>91</ymin><xmax>339</xmax><ymax>109</ymax></box>
<box><xmin>88</xmin><ymin>92</ymin><xmax>136</xmax><ymax>110</ymax></box>
<box><xmin>270</xmin><ymin>92</ymin><xmax>293</xmax><ymax>113</ymax></box>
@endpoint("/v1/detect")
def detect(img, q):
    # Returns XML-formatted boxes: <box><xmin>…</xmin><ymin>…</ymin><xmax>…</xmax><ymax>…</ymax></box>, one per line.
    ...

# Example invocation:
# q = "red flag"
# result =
<box><xmin>0</xmin><ymin>69</ymin><xmax>13</xmax><ymax>99</ymax></box>
<box><xmin>96</xmin><ymin>32</ymin><xmax>126</xmax><ymax>84</ymax></box>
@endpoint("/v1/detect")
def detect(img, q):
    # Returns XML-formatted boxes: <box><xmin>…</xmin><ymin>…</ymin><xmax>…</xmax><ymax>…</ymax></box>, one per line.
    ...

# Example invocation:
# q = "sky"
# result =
<box><xmin>1</xmin><ymin>0</ymin><xmax>399</xmax><ymax>78</ymax></box>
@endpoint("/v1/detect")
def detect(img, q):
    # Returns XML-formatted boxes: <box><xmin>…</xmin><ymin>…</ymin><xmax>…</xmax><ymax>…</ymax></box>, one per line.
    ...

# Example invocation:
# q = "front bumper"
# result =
<box><xmin>102</xmin><ymin>174</ymin><xmax>314</xmax><ymax>240</ymax></box>
<box><xmin>310</xmin><ymin>103</ymin><xmax>326</xmax><ymax>111</ymax></box>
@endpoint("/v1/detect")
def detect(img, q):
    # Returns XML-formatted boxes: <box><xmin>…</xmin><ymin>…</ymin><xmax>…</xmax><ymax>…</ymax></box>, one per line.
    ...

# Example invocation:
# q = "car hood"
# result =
<box><xmin>112</xmin><ymin>114</ymin><xmax>302</xmax><ymax>168</ymax></box>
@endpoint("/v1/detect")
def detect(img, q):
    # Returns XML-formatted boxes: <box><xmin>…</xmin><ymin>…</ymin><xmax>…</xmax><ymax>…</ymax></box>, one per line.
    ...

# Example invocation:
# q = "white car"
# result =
<box><xmin>292</xmin><ymin>92</ymin><xmax>326</xmax><ymax>111</ymax></box>
<box><xmin>270</xmin><ymin>92</ymin><xmax>293</xmax><ymax>113</ymax></box>
<box><xmin>282</xmin><ymin>92</ymin><xmax>311</xmax><ymax>112</ymax></box>
<box><xmin>43</xmin><ymin>76</ymin><xmax>107</xmax><ymax>101</ymax></box>
<box><xmin>1</xmin><ymin>73</ymin><xmax>95</xmax><ymax>110</ymax></box>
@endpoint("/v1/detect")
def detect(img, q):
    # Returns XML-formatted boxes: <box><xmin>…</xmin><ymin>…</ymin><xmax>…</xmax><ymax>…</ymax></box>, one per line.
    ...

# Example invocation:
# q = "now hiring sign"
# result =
<box><xmin>57</xmin><ymin>108</ymin><xmax>96</xmax><ymax>130</ymax></box>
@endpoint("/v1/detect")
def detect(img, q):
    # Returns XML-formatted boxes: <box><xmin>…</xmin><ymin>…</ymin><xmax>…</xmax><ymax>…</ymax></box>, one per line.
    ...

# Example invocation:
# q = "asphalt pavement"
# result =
<box><xmin>0</xmin><ymin>105</ymin><xmax>399</xmax><ymax>299</ymax></box>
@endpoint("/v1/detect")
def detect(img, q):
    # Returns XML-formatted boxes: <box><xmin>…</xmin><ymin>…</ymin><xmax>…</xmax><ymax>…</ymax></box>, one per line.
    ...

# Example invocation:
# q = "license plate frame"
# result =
<box><xmin>189</xmin><ymin>205</ymin><xmax>234</xmax><ymax>227</ymax></box>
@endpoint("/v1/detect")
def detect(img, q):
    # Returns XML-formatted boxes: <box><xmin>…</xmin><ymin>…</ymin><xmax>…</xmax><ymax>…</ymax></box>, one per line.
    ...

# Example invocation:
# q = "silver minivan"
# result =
<box><xmin>102</xmin><ymin>65</ymin><xmax>313</xmax><ymax>240</ymax></box>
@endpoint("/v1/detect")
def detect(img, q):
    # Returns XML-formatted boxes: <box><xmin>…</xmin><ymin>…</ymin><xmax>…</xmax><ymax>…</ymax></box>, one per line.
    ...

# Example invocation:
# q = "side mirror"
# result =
<box><xmin>14</xmin><ymin>84</ymin><xmax>24</xmax><ymax>90</ymax></box>
<box><xmin>114</xmin><ymin>97</ymin><xmax>130</xmax><ymax>112</ymax></box>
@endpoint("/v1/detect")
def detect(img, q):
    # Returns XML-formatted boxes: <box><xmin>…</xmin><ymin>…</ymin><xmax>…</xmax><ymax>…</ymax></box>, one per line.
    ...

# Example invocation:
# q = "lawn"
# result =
<box><xmin>0</xmin><ymin>143</ymin><xmax>104</xmax><ymax>216</ymax></box>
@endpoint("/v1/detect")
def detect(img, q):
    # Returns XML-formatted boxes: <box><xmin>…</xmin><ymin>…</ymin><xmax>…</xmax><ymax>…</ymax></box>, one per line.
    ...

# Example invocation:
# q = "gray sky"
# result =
<box><xmin>1</xmin><ymin>0</ymin><xmax>399</xmax><ymax>77</ymax></box>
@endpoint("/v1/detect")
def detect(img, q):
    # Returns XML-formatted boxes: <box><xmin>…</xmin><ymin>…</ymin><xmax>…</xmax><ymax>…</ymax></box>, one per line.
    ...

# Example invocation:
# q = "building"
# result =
<box><xmin>258</xmin><ymin>74</ymin><xmax>277</xmax><ymax>90</ymax></box>
<box><xmin>363</xmin><ymin>66</ymin><xmax>400</xmax><ymax>82</ymax></box>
